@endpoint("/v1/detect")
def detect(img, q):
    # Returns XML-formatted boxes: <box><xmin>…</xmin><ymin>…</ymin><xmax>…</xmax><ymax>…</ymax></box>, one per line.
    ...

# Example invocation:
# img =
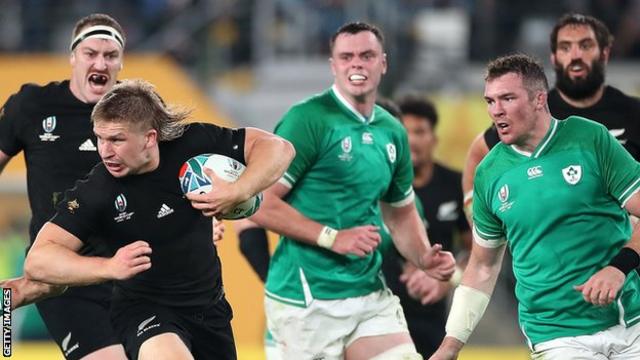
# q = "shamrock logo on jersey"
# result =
<box><xmin>562</xmin><ymin>165</ymin><xmax>582</xmax><ymax>185</ymax></box>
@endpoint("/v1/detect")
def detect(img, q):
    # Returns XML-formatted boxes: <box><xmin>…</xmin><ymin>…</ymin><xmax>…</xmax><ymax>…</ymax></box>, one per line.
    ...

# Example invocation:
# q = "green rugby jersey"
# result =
<box><xmin>265</xmin><ymin>86</ymin><xmax>414</xmax><ymax>306</ymax></box>
<box><xmin>473</xmin><ymin>116</ymin><xmax>640</xmax><ymax>346</ymax></box>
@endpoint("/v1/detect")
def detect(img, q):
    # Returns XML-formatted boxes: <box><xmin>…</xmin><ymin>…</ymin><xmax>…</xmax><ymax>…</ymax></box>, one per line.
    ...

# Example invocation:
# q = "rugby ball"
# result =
<box><xmin>178</xmin><ymin>154</ymin><xmax>263</xmax><ymax>220</ymax></box>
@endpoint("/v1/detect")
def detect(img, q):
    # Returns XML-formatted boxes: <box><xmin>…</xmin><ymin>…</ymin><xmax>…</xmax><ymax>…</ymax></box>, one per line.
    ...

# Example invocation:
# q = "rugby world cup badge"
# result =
<box><xmin>562</xmin><ymin>165</ymin><xmax>582</xmax><ymax>185</ymax></box>
<box><xmin>114</xmin><ymin>193</ymin><xmax>134</xmax><ymax>222</ymax></box>
<box><xmin>339</xmin><ymin>136</ymin><xmax>353</xmax><ymax>161</ymax></box>
<box><xmin>498</xmin><ymin>184</ymin><xmax>509</xmax><ymax>202</ymax></box>
<box><xmin>39</xmin><ymin>116</ymin><xmax>60</xmax><ymax>141</ymax></box>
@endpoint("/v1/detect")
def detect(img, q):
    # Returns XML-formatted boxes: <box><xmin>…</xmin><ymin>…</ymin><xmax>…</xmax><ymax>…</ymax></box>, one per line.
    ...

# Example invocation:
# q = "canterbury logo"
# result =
<box><xmin>527</xmin><ymin>166</ymin><xmax>543</xmax><ymax>179</ymax></box>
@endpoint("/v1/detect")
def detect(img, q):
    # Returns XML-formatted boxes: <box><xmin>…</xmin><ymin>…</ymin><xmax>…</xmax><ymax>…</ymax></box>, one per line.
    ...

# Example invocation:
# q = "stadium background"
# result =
<box><xmin>1</xmin><ymin>1</ymin><xmax>639</xmax><ymax>359</ymax></box>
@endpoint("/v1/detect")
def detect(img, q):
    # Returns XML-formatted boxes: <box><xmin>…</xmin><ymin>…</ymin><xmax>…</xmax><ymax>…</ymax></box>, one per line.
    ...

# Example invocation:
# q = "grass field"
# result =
<box><xmin>7</xmin><ymin>342</ymin><xmax>530</xmax><ymax>359</ymax></box>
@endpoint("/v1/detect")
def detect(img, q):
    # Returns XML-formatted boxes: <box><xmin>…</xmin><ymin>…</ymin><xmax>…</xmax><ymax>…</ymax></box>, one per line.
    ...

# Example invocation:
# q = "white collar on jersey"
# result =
<box><xmin>331</xmin><ymin>85</ymin><xmax>376</xmax><ymax>124</ymax></box>
<box><xmin>510</xmin><ymin>118</ymin><xmax>559</xmax><ymax>158</ymax></box>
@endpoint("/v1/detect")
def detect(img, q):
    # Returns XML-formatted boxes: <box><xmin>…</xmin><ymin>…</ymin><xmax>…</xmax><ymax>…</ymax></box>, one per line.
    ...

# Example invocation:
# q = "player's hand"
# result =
<box><xmin>420</xmin><ymin>244</ymin><xmax>456</xmax><ymax>281</ymax></box>
<box><xmin>400</xmin><ymin>264</ymin><xmax>451</xmax><ymax>304</ymax></box>
<box><xmin>108</xmin><ymin>241</ymin><xmax>152</xmax><ymax>280</ymax></box>
<box><xmin>331</xmin><ymin>225</ymin><xmax>381</xmax><ymax>257</ymax></box>
<box><xmin>429</xmin><ymin>337</ymin><xmax>464</xmax><ymax>360</ymax></box>
<box><xmin>574</xmin><ymin>266</ymin><xmax>626</xmax><ymax>306</ymax></box>
<box><xmin>212</xmin><ymin>217</ymin><xmax>225</xmax><ymax>244</ymax></box>
<box><xmin>186</xmin><ymin>168</ymin><xmax>247</xmax><ymax>218</ymax></box>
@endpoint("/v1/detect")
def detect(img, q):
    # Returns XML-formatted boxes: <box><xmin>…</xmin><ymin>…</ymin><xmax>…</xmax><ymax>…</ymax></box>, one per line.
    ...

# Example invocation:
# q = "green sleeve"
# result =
<box><xmin>595</xmin><ymin>125</ymin><xmax>640</xmax><ymax>205</ymax></box>
<box><xmin>472</xmin><ymin>169</ymin><xmax>506</xmax><ymax>246</ymax></box>
<box><xmin>273</xmin><ymin>106</ymin><xmax>321</xmax><ymax>187</ymax></box>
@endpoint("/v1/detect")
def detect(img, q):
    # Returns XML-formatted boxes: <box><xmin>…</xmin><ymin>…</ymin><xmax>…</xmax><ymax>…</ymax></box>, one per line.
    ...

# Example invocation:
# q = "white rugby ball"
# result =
<box><xmin>178</xmin><ymin>153</ymin><xmax>262</xmax><ymax>220</ymax></box>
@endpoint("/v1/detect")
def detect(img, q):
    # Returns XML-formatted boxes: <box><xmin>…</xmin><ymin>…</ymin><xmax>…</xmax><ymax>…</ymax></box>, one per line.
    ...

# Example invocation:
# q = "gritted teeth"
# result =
<box><xmin>349</xmin><ymin>74</ymin><xmax>367</xmax><ymax>81</ymax></box>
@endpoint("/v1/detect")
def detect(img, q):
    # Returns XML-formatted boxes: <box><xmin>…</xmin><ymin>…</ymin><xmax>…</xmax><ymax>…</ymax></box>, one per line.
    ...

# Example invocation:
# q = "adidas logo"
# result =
<box><xmin>157</xmin><ymin>204</ymin><xmax>174</xmax><ymax>218</ymax></box>
<box><xmin>78</xmin><ymin>139</ymin><xmax>97</xmax><ymax>151</ymax></box>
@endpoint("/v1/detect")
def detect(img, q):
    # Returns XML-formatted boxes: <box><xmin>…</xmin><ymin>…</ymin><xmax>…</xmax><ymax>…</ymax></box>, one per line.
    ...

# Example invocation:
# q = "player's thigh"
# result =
<box><xmin>138</xmin><ymin>333</ymin><xmax>193</xmax><ymax>360</ymax></box>
<box><xmin>36</xmin><ymin>284</ymin><xmax>121</xmax><ymax>360</ymax></box>
<box><xmin>346</xmin><ymin>333</ymin><xmax>418</xmax><ymax>360</ymax></box>
<box><xmin>611</xmin><ymin>321</ymin><xmax>640</xmax><ymax>360</ymax></box>
<box><xmin>531</xmin><ymin>337</ymin><xmax>607</xmax><ymax>360</ymax></box>
<box><xmin>264</xmin><ymin>296</ymin><xmax>354</xmax><ymax>360</ymax></box>
<box><xmin>188</xmin><ymin>296</ymin><xmax>237</xmax><ymax>360</ymax></box>
<box><xmin>111</xmin><ymin>298</ymin><xmax>191</xmax><ymax>360</ymax></box>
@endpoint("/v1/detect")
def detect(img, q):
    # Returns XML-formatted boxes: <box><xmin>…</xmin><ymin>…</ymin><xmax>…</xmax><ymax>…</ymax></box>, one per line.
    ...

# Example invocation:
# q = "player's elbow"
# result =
<box><xmin>24</xmin><ymin>251</ymin><xmax>48</xmax><ymax>283</ymax></box>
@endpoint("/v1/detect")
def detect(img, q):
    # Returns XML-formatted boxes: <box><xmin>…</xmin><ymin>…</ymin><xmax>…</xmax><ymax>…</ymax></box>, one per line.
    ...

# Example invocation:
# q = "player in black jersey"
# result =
<box><xmin>462</xmin><ymin>13</ymin><xmax>640</xmax><ymax>218</ymax></box>
<box><xmin>381</xmin><ymin>95</ymin><xmax>471</xmax><ymax>358</ymax></box>
<box><xmin>0</xmin><ymin>14</ymin><xmax>130</xmax><ymax>360</ymax></box>
<box><xmin>24</xmin><ymin>79</ymin><xmax>294</xmax><ymax>360</ymax></box>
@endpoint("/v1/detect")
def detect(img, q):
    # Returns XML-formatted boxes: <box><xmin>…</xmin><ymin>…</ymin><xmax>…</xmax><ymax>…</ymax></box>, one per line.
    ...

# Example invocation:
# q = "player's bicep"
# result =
<box><xmin>31</xmin><ymin>222</ymin><xmax>84</xmax><ymax>253</ymax></box>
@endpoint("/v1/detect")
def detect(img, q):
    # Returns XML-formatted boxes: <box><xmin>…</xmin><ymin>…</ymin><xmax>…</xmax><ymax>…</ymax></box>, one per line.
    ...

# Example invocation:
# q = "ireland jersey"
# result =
<box><xmin>265</xmin><ymin>86</ymin><xmax>414</xmax><ymax>307</ymax></box>
<box><xmin>473</xmin><ymin>116</ymin><xmax>640</xmax><ymax>346</ymax></box>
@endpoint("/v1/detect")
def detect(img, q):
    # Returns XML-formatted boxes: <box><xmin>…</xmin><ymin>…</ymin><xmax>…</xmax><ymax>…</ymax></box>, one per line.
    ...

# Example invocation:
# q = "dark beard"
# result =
<box><xmin>554</xmin><ymin>57</ymin><xmax>605</xmax><ymax>100</ymax></box>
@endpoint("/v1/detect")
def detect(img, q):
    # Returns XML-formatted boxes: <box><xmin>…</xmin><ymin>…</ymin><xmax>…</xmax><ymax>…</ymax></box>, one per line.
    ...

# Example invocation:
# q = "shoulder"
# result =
<box><xmin>3</xmin><ymin>81</ymin><xmax>66</xmax><ymax>112</ymax></box>
<box><xmin>603</xmin><ymin>86</ymin><xmax>640</xmax><ymax>109</ymax></box>
<box><xmin>561</xmin><ymin>115</ymin><xmax>608</xmax><ymax>134</ymax></box>
<box><xmin>275</xmin><ymin>91</ymin><xmax>334</xmax><ymax>133</ymax></box>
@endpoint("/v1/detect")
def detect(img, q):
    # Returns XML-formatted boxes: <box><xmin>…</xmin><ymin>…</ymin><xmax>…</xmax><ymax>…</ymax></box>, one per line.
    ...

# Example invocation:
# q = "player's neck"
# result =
<box><xmin>557</xmin><ymin>85</ymin><xmax>605</xmax><ymax>108</ymax></box>
<box><xmin>513</xmin><ymin>115</ymin><xmax>552</xmax><ymax>154</ymax></box>
<box><xmin>413</xmin><ymin>161</ymin><xmax>434</xmax><ymax>188</ymax></box>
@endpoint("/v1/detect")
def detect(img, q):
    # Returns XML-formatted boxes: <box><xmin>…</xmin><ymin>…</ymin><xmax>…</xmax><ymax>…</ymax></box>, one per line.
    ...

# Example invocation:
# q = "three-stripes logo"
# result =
<box><xmin>157</xmin><ymin>204</ymin><xmax>174</xmax><ymax>218</ymax></box>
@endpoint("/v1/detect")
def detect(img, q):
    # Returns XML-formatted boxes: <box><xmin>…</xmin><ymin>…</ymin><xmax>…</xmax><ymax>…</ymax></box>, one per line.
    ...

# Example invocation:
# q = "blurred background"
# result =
<box><xmin>1</xmin><ymin>0</ymin><xmax>640</xmax><ymax>359</ymax></box>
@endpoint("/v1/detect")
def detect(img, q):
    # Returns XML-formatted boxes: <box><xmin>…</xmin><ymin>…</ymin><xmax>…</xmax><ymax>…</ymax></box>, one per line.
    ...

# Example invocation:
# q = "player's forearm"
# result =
<box><xmin>237</xmin><ymin>133</ymin><xmax>295</xmax><ymax>200</ymax></box>
<box><xmin>25</xmin><ymin>244</ymin><xmax>111</xmax><ymax>286</ymax></box>
<box><xmin>0</xmin><ymin>276</ymin><xmax>67</xmax><ymax>310</ymax></box>
<box><xmin>250</xmin><ymin>190</ymin><xmax>325</xmax><ymax>246</ymax></box>
<box><xmin>384</xmin><ymin>204</ymin><xmax>430</xmax><ymax>268</ymax></box>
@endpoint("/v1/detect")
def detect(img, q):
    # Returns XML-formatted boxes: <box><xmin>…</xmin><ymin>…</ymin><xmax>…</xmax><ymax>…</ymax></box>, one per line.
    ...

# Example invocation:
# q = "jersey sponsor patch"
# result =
<box><xmin>39</xmin><ymin>116</ymin><xmax>60</xmax><ymax>142</ymax></box>
<box><xmin>562</xmin><ymin>165</ymin><xmax>582</xmax><ymax>185</ymax></box>
<box><xmin>78</xmin><ymin>139</ymin><xmax>97</xmax><ymax>151</ymax></box>
<box><xmin>362</xmin><ymin>132</ymin><xmax>373</xmax><ymax>144</ymax></box>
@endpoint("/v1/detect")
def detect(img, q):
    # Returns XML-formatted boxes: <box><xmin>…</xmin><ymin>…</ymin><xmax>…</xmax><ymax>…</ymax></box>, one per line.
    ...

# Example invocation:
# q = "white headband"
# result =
<box><xmin>70</xmin><ymin>25</ymin><xmax>125</xmax><ymax>51</ymax></box>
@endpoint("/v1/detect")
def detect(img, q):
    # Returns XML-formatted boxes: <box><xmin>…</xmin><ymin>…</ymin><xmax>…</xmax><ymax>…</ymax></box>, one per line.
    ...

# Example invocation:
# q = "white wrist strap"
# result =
<box><xmin>317</xmin><ymin>226</ymin><xmax>338</xmax><ymax>249</ymax></box>
<box><xmin>445</xmin><ymin>285</ymin><xmax>490</xmax><ymax>343</ymax></box>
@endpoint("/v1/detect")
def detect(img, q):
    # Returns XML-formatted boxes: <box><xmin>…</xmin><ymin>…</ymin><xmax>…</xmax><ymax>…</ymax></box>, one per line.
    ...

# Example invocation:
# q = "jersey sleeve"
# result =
<box><xmin>198</xmin><ymin>123</ymin><xmax>246</xmax><ymax>165</ymax></box>
<box><xmin>273</xmin><ymin>107</ymin><xmax>320</xmax><ymax>188</ymax></box>
<box><xmin>0</xmin><ymin>92</ymin><xmax>26</xmax><ymax>156</ymax></box>
<box><xmin>483</xmin><ymin>125</ymin><xmax>500</xmax><ymax>150</ymax></box>
<box><xmin>381</xmin><ymin>128</ymin><xmax>415</xmax><ymax>206</ymax></box>
<box><xmin>50</xmin><ymin>167</ymin><xmax>105</xmax><ymax>243</ymax></box>
<box><xmin>472</xmin><ymin>172</ymin><xmax>506</xmax><ymax>248</ymax></box>
<box><xmin>595</xmin><ymin>124</ymin><xmax>640</xmax><ymax>207</ymax></box>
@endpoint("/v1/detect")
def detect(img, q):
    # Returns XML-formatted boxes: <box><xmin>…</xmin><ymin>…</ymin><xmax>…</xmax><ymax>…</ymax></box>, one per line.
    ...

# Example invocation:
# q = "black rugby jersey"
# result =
<box><xmin>484</xmin><ymin>86</ymin><xmax>640</xmax><ymax>160</ymax></box>
<box><xmin>0</xmin><ymin>81</ymin><xmax>100</xmax><ymax>247</ymax></box>
<box><xmin>52</xmin><ymin>123</ymin><xmax>246</xmax><ymax>307</ymax></box>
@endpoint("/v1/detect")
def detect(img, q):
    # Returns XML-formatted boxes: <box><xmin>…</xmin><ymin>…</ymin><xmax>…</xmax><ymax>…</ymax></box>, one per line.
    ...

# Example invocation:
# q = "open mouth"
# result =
<box><xmin>89</xmin><ymin>73</ymin><xmax>109</xmax><ymax>86</ymax></box>
<box><xmin>496</xmin><ymin>122</ymin><xmax>510</xmax><ymax>132</ymax></box>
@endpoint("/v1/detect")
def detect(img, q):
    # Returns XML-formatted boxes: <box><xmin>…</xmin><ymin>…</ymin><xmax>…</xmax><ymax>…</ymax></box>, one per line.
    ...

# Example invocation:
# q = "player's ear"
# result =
<box><xmin>145</xmin><ymin>129</ymin><xmax>158</xmax><ymax>148</ymax></box>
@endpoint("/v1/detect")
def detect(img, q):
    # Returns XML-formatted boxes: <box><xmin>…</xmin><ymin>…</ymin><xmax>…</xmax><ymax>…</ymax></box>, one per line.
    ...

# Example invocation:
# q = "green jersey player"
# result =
<box><xmin>251</xmin><ymin>21</ymin><xmax>456</xmax><ymax>360</ymax></box>
<box><xmin>430</xmin><ymin>54</ymin><xmax>640</xmax><ymax>360</ymax></box>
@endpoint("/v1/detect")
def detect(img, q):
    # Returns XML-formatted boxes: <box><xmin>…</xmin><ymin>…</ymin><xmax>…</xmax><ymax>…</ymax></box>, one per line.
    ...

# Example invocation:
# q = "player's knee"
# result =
<box><xmin>369</xmin><ymin>343</ymin><xmax>423</xmax><ymax>360</ymax></box>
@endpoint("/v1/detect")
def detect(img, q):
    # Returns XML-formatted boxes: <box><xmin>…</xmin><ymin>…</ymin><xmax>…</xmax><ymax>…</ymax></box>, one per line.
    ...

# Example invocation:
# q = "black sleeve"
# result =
<box><xmin>483</xmin><ymin>125</ymin><xmax>500</xmax><ymax>150</ymax></box>
<box><xmin>50</xmin><ymin>166</ymin><xmax>105</xmax><ymax>243</ymax></box>
<box><xmin>198</xmin><ymin>123</ymin><xmax>247</xmax><ymax>165</ymax></box>
<box><xmin>0</xmin><ymin>92</ymin><xmax>27</xmax><ymax>156</ymax></box>
<box><xmin>238</xmin><ymin>227</ymin><xmax>271</xmax><ymax>282</ymax></box>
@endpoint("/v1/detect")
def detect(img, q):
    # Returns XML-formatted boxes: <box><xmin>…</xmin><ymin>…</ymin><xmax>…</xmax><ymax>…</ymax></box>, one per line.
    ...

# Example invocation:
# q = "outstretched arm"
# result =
<box><xmin>0</xmin><ymin>276</ymin><xmax>67</xmax><ymax>310</ymax></box>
